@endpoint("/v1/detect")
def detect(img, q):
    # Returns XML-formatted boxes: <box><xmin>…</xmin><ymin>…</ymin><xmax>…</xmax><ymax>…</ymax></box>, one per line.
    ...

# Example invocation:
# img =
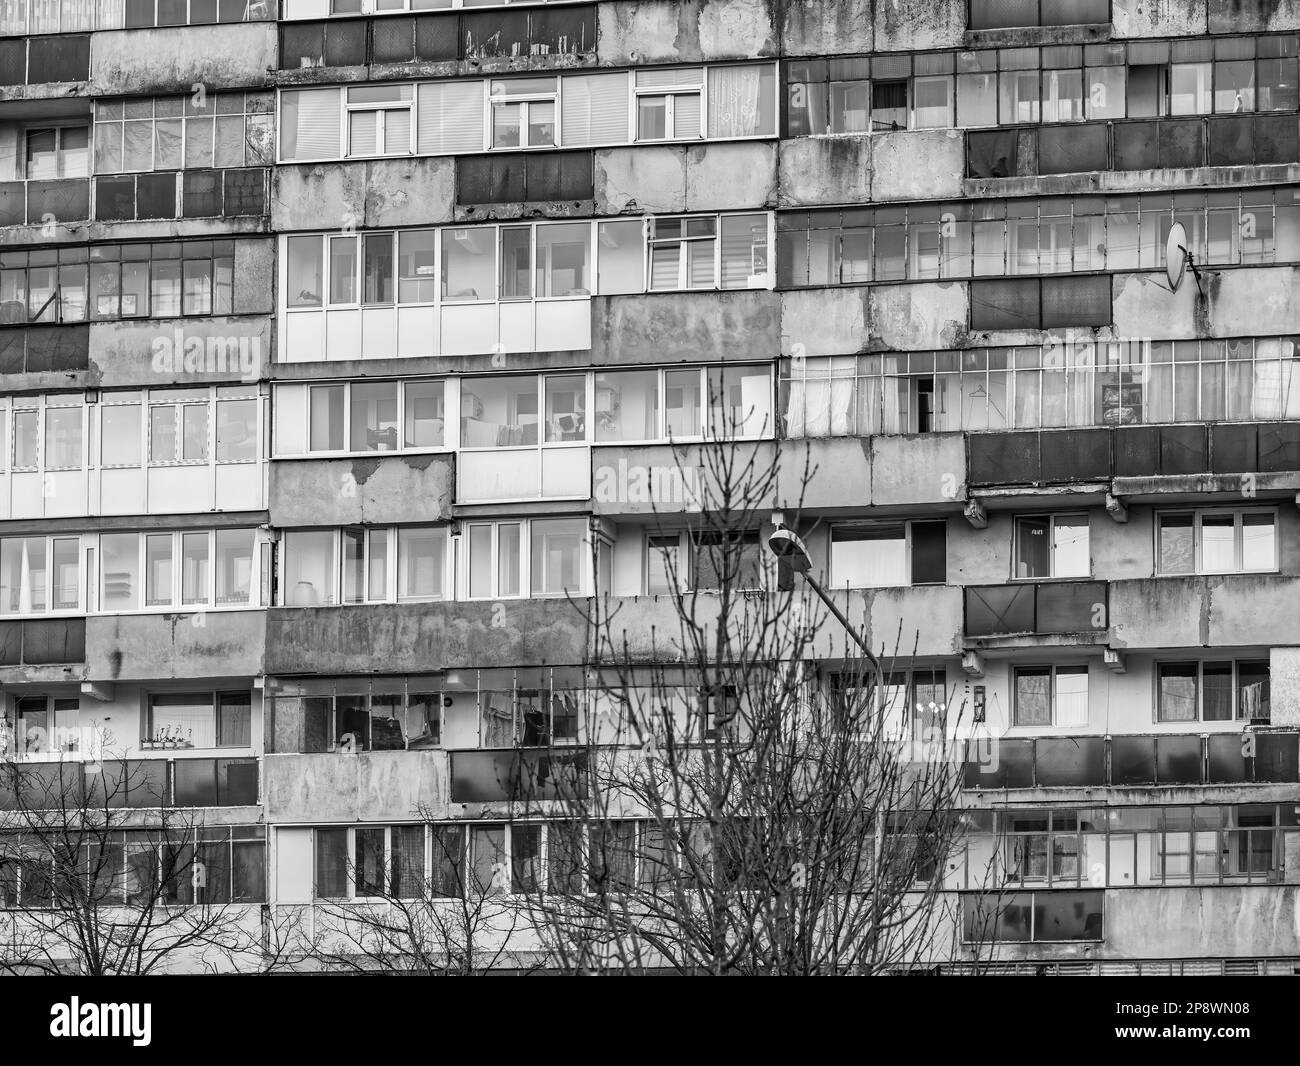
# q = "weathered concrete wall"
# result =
<box><xmin>272</xmin><ymin>159</ymin><xmax>456</xmax><ymax>233</ymax></box>
<box><xmin>88</xmin><ymin>316</ymin><xmax>272</xmax><ymax>387</ymax></box>
<box><xmin>592</xmin><ymin>443</ymin><xmax>779</xmax><ymax>515</ymax></box>
<box><xmin>874</xmin><ymin>0</ymin><xmax>966</xmax><ymax>52</ymax></box>
<box><xmin>1109</xmin><ymin>576</ymin><xmax>1300</xmax><ymax>650</ymax></box>
<box><xmin>870</xmin><ymin>130</ymin><xmax>964</xmax><ymax>202</ymax></box>
<box><xmin>1113</xmin><ymin>268</ymin><xmax>1300</xmax><ymax>340</ymax></box>
<box><xmin>596</xmin><ymin>0</ymin><xmax>777</xmax><ymax>65</ymax></box>
<box><xmin>807</xmin><ymin>587</ymin><xmax>965</xmax><ymax>658</ymax></box>
<box><xmin>1106</xmin><ymin>886</ymin><xmax>1300</xmax><ymax>957</ymax></box>
<box><xmin>264</xmin><ymin>751</ymin><xmax>447</xmax><ymax>823</ymax></box>
<box><xmin>590</xmin><ymin>291</ymin><xmax>781</xmax><ymax>365</ymax></box>
<box><xmin>89</xmin><ymin>23</ymin><xmax>277</xmax><ymax>95</ymax></box>
<box><xmin>269</xmin><ymin>456</ymin><xmax>454</xmax><ymax>527</ymax></box>
<box><xmin>777</xmin><ymin>137</ymin><xmax>871</xmax><ymax>208</ymax></box>
<box><xmin>264</xmin><ymin>601</ymin><xmax>589</xmax><ymax>674</ymax></box>
<box><xmin>594</xmin><ymin>143</ymin><xmax>777</xmax><ymax>214</ymax></box>
<box><xmin>780</xmin><ymin>0</ymin><xmax>873</xmax><ymax>56</ymax></box>
<box><xmin>780</xmin><ymin>287</ymin><xmax>870</xmax><ymax>356</ymax></box>
<box><xmin>1270</xmin><ymin>647</ymin><xmax>1300</xmax><ymax>726</ymax></box>
<box><xmin>233</xmin><ymin>239</ymin><xmax>275</xmax><ymax>316</ymax></box>
<box><xmin>869</xmin><ymin>282</ymin><xmax>968</xmax><ymax>351</ymax></box>
<box><xmin>85</xmin><ymin>610</ymin><xmax>266</xmax><ymax>681</ymax></box>
<box><xmin>774</xmin><ymin>435</ymin><xmax>966</xmax><ymax>511</ymax></box>
<box><xmin>1209</xmin><ymin>0</ymin><xmax>1300</xmax><ymax>31</ymax></box>
<box><xmin>1112</xmin><ymin>0</ymin><xmax>1208</xmax><ymax>36</ymax></box>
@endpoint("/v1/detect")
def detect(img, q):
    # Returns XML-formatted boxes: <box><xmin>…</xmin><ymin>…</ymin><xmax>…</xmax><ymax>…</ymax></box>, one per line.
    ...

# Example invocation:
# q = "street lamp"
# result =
<box><xmin>767</xmin><ymin>527</ymin><xmax>879</xmax><ymax>674</ymax></box>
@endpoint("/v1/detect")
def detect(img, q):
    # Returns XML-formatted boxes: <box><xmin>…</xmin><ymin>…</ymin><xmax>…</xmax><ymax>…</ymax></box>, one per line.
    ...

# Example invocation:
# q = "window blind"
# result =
<box><xmin>281</xmin><ymin>88</ymin><xmax>341</xmax><ymax>161</ymax></box>
<box><xmin>417</xmin><ymin>80</ymin><xmax>485</xmax><ymax>154</ymax></box>
<box><xmin>560</xmin><ymin>72</ymin><xmax>629</xmax><ymax>146</ymax></box>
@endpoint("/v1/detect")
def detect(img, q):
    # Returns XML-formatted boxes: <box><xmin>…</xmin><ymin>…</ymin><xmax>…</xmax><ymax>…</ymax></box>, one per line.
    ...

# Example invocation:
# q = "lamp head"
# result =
<box><xmin>767</xmin><ymin>528</ymin><xmax>812</xmax><ymax>573</ymax></box>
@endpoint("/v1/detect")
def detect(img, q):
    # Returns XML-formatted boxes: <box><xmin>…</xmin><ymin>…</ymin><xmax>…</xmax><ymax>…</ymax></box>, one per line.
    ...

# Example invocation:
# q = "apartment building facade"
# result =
<box><xmin>1</xmin><ymin>0</ymin><xmax>1299</xmax><ymax>973</ymax></box>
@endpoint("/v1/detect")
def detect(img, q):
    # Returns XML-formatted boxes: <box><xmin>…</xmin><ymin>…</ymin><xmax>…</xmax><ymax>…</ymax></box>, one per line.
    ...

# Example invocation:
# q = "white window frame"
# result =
<box><xmin>829</xmin><ymin>520</ymin><xmax>931</xmax><ymax>590</ymax></box>
<box><xmin>96</xmin><ymin>528</ymin><xmax>261</xmax><ymax>614</ymax></box>
<box><xmin>1012</xmin><ymin>512</ymin><xmax>1091</xmax><ymax>580</ymax></box>
<box><xmin>0</xmin><ymin>534</ymin><xmax>83</xmax><ymax>617</ymax></box>
<box><xmin>1155</xmin><ymin>507</ymin><xmax>1278</xmax><ymax>576</ymax></box>
<box><xmin>147</xmin><ymin>390</ymin><xmax>211</xmax><ymax>467</ymax></box>
<box><xmin>344</xmin><ymin>85</ymin><xmax>415</xmax><ymax>158</ymax></box>
<box><xmin>298</xmin><ymin>379</ymin><xmax>449</xmax><ymax>457</ymax></box>
<box><xmin>278</xmin><ymin>526</ymin><xmax>452</xmax><ymax>606</ymax></box>
<box><xmin>1155</xmin><ymin>658</ymin><xmax>1271</xmax><ymax>724</ymax></box>
<box><xmin>3</xmin><ymin>395</ymin><xmax>87</xmax><ymax>475</ymax></box>
<box><xmin>459</xmin><ymin>518</ymin><xmax>590</xmax><ymax>601</ymax></box>
<box><xmin>1011</xmin><ymin>663</ymin><xmax>1090</xmax><ymax>729</ymax></box>
<box><xmin>633</xmin><ymin>68</ymin><xmax>705</xmax><ymax>142</ymax></box>
<box><xmin>488</xmin><ymin>76</ymin><xmax>559</xmax><ymax>150</ymax></box>
<box><xmin>23</xmin><ymin>124</ymin><xmax>91</xmax><ymax>181</ymax></box>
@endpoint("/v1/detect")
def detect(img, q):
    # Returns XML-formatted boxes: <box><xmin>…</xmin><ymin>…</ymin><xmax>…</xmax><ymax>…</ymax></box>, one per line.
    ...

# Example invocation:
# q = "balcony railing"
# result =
<box><xmin>964</xmin><ymin>581</ymin><xmax>1107</xmax><ymax>637</ymax></box>
<box><xmin>449</xmin><ymin>747</ymin><xmax>588</xmax><ymax>804</ymax></box>
<box><xmin>968</xmin><ymin>114</ymin><xmax>1300</xmax><ymax>179</ymax></box>
<box><xmin>0</xmin><ymin>171</ymin><xmax>268</xmax><ymax>229</ymax></box>
<box><xmin>964</xmin><ymin>731</ymin><xmax>1300</xmax><ymax>788</ymax></box>
<box><xmin>0</xmin><ymin>756</ymin><xmax>259</xmax><ymax>811</ymax></box>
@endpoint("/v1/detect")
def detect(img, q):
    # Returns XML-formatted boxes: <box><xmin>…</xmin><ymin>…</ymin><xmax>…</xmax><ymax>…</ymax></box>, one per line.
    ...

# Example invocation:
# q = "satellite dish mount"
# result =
<box><xmin>1165</xmin><ymin>221</ymin><xmax>1205</xmax><ymax>298</ymax></box>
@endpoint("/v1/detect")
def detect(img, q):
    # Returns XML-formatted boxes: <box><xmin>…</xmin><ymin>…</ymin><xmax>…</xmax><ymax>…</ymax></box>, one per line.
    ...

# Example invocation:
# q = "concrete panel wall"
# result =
<box><xmin>590</xmin><ymin>290</ymin><xmax>781</xmax><ymax>365</ymax></box>
<box><xmin>1207</xmin><ymin>0</ymin><xmax>1300</xmax><ymax>32</ymax></box>
<box><xmin>779</xmin><ymin>0</ymin><xmax>873</xmax><ymax>56</ymax></box>
<box><xmin>592</xmin><ymin>443</ymin><xmax>778</xmax><ymax>516</ymax></box>
<box><xmin>88</xmin><ymin>316</ymin><xmax>272</xmax><ymax>387</ymax></box>
<box><xmin>870</xmin><ymin>130</ymin><xmax>965</xmax><ymax>202</ymax></box>
<box><xmin>685</xmin><ymin>143</ymin><xmax>777</xmax><ymax>211</ymax></box>
<box><xmin>89</xmin><ymin>23</ymin><xmax>277</xmax><ymax>95</ymax></box>
<box><xmin>1109</xmin><ymin>576</ymin><xmax>1300</xmax><ymax>649</ymax></box>
<box><xmin>1113</xmin><ymin>268</ymin><xmax>1300</xmax><ymax>340</ymax></box>
<box><xmin>268</xmin><ymin>456</ymin><xmax>454</xmax><ymax>527</ymax></box>
<box><xmin>777</xmin><ymin>137</ymin><xmax>872</xmax><ymax>208</ymax></box>
<box><xmin>1270</xmin><ymin>646</ymin><xmax>1300</xmax><ymax>726</ymax></box>
<box><xmin>272</xmin><ymin>159</ymin><xmax>456</xmax><ymax>233</ymax></box>
<box><xmin>263</xmin><ymin>751</ymin><xmax>448</xmax><ymax>823</ymax></box>
<box><xmin>1112</xmin><ymin>0</ymin><xmax>1208</xmax><ymax>36</ymax></box>
<box><xmin>868</xmin><ymin>282</ymin><xmax>968</xmax><ymax>351</ymax></box>
<box><xmin>595</xmin><ymin>143</ymin><xmax>776</xmax><ymax>214</ymax></box>
<box><xmin>85</xmin><ymin>610</ymin><xmax>266</xmax><ymax>682</ymax></box>
<box><xmin>597</xmin><ymin>0</ymin><xmax>777</xmax><ymax>65</ymax></box>
<box><xmin>264</xmin><ymin>601</ymin><xmax>589</xmax><ymax>674</ymax></box>
<box><xmin>780</xmin><ymin>287</ymin><xmax>870</xmax><ymax>356</ymax></box>
<box><xmin>874</xmin><ymin>0</ymin><xmax>967</xmax><ymax>51</ymax></box>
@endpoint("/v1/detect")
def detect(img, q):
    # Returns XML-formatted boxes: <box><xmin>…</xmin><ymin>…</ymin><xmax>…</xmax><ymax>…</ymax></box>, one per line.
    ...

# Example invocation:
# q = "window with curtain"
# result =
<box><xmin>706</xmin><ymin>64</ymin><xmax>775</xmax><ymax>138</ymax></box>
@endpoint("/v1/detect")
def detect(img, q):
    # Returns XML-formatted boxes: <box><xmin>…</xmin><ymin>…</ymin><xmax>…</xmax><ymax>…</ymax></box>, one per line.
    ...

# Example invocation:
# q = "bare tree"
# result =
<box><xmin>0</xmin><ymin>754</ymin><xmax>284</xmax><ymax>975</ymax></box>
<box><xmin>508</xmin><ymin>431</ymin><xmax>980</xmax><ymax>974</ymax></box>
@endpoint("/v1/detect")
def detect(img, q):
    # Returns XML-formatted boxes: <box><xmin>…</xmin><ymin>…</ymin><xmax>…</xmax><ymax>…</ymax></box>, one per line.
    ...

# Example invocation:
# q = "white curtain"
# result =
<box><xmin>707</xmin><ymin>66</ymin><xmax>762</xmax><ymax>138</ymax></box>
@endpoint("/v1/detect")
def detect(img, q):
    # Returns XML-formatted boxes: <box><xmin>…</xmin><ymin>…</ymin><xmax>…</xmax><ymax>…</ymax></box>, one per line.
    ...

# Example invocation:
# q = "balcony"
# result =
<box><xmin>0</xmin><ymin>756</ymin><xmax>258</xmax><ymax>811</ymax></box>
<box><xmin>0</xmin><ymin>179</ymin><xmax>90</xmax><ymax>227</ymax></box>
<box><xmin>964</xmin><ymin>581</ymin><xmax>1107</xmax><ymax>640</ymax></box>
<box><xmin>964</xmin><ymin>731</ymin><xmax>1300</xmax><ymax>789</ymax></box>
<box><xmin>263</xmin><ymin>749</ymin><xmax>445</xmax><ymax>823</ymax></box>
<box><xmin>449</xmin><ymin>746</ymin><xmax>588</xmax><ymax>804</ymax></box>
<box><xmin>0</xmin><ymin>324</ymin><xmax>89</xmax><ymax>376</ymax></box>
<box><xmin>0</xmin><ymin>35</ymin><xmax>89</xmax><ymax>90</ymax></box>
<box><xmin>264</xmin><ymin>600</ymin><xmax>589</xmax><ymax>675</ymax></box>
<box><xmin>0</xmin><ymin>618</ymin><xmax>85</xmax><ymax>684</ymax></box>
<box><xmin>1109</xmin><ymin>576</ymin><xmax>1300</xmax><ymax>650</ymax></box>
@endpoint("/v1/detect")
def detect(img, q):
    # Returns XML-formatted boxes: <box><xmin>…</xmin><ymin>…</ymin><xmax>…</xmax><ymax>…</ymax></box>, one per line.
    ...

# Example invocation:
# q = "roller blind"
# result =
<box><xmin>417</xmin><ymin>81</ymin><xmax>485</xmax><ymax>154</ymax></box>
<box><xmin>561</xmin><ymin>72</ymin><xmax>629</xmax><ymax>146</ymax></box>
<box><xmin>280</xmin><ymin>88</ymin><xmax>341</xmax><ymax>161</ymax></box>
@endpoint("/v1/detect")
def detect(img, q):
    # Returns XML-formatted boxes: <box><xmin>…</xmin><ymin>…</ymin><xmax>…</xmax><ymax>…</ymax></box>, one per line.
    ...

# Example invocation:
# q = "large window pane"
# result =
<box><xmin>442</xmin><ymin>227</ymin><xmax>494</xmax><ymax>301</ymax></box>
<box><xmin>350</xmin><ymin>382</ymin><xmax>399</xmax><ymax>452</ymax></box>
<box><xmin>1159</xmin><ymin>662</ymin><xmax>1198</xmax><ymax>722</ymax></box>
<box><xmin>596</xmin><ymin>220</ymin><xmax>644</xmax><ymax>294</ymax></box>
<box><xmin>595</xmin><ymin>370</ymin><xmax>658</xmax><ymax>441</ymax></box>
<box><xmin>398</xmin><ymin>527</ymin><xmax>446</xmax><ymax>601</ymax></box>
<box><xmin>1014</xmin><ymin>668</ymin><xmax>1051</xmax><ymax>726</ymax></box>
<box><xmin>535</xmin><ymin>223</ymin><xmax>590</xmax><ymax>297</ymax></box>
<box><xmin>531</xmin><ymin>519</ymin><xmax>584</xmax><ymax>596</ymax></box>
<box><xmin>214</xmin><ymin>529</ymin><xmax>254</xmax><ymax>605</ymax></box>
<box><xmin>309</xmin><ymin>385</ymin><xmax>345</xmax><ymax>451</ymax></box>
<box><xmin>100</xmin><ymin>533</ymin><xmax>140</xmax><ymax>611</ymax></box>
<box><xmin>1242</xmin><ymin>513</ymin><xmax>1276</xmax><ymax>571</ymax></box>
<box><xmin>1200</xmin><ymin>513</ymin><xmax>1235</xmax><ymax>573</ymax></box>
<box><xmin>284</xmin><ymin>530</ymin><xmax>335</xmax><ymax>606</ymax></box>
<box><xmin>181</xmin><ymin>532</ymin><xmax>209</xmax><ymax>605</ymax></box>
<box><xmin>831</xmin><ymin>525</ymin><xmax>907</xmax><ymax>588</ymax></box>
<box><xmin>286</xmin><ymin>236</ymin><xmax>322</xmax><ymax>308</ymax></box>
<box><xmin>461</xmin><ymin>377</ymin><xmax>538</xmax><ymax>447</ymax></box>
<box><xmin>145</xmin><ymin>533</ymin><xmax>173</xmax><ymax>606</ymax></box>
<box><xmin>1158</xmin><ymin>513</ymin><xmax>1194</xmax><ymax>574</ymax></box>
<box><xmin>151</xmin><ymin>692</ymin><xmax>215</xmax><ymax>749</ymax></box>
<box><xmin>403</xmin><ymin>381</ymin><xmax>444</xmax><ymax>447</ymax></box>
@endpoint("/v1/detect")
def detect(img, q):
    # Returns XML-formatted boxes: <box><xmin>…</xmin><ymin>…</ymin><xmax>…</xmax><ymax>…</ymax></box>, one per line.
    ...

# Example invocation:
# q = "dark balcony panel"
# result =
<box><xmin>27</xmin><ymin>35</ymin><xmax>90</xmax><ymax>83</ymax></box>
<box><xmin>1041</xmin><ymin>428</ymin><xmax>1110</xmax><ymax>482</ymax></box>
<box><xmin>459</xmin><ymin>151</ymin><xmax>593</xmax><ymax>206</ymax></box>
<box><xmin>1207</xmin><ymin>115</ymin><xmax>1254</xmax><ymax>167</ymax></box>
<box><xmin>0</xmin><ymin>763</ymin><xmax>83</xmax><ymax>812</ymax></box>
<box><xmin>281</xmin><ymin>23</ymin><xmax>326</xmax><ymax>68</ymax></box>
<box><xmin>136</xmin><ymin>172</ymin><xmax>178</xmax><ymax>220</ymax></box>
<box><xmin>24</xmin><ymin>325</ymin><xmax>90</xmax><ymax>373</ymax></box>
<box><xmin>1211</xmin><ymin>423</ymin><xmax>1259</xmax><ymax>474</ymax></box>
<box><xmin>183</xmin><ymin>170</ymin><xmax>222</xmax><ymax>218</ymax></box>
<box><xmin>1114</xmin><ymin>425</ymin><xmax>1159</xmax><ymax>476</ymax></box>
<box><xmin>463</xmin><ymin>9</ymin><xmax>531</xmax><ymax>57</ymax></box>
<box><xmin>327</xmin><ymin>20</ymin><xmax>368</xmax><ymax>66</ymax></box>
<box><xmin>0</xmin><ymin>331</ymin><xmax>22</xmax><ymax>374</ymax></box>
<box><xmin>970</xmin><ymin>278</ymin><xmax>1039</xmax><ymax>330</ymax></box>
<box><xmin>965</xmin><ymin>584</ymin><xmax>1035</xmax><ymax>636</ymax></box>
<box><xmin>970</xmin><ymin>0</ymin><xmax>1039</xmax><ymax>30</ymax></box>
<box><xmin>528</xmin><ymin>6</ymin><xmax>597</xmax><ymax>55</ymax></box>
<box><xmin>1155</xmin><ymin>734</ymin><xmax>1203</xmax><ymax>785</ymax></box>
<box><xmin>968</xmin><ymin>129</ymin><xmax>1019</xmax><ymax>179</ymax></box>
<box><xmin>219</xmin><ymin>758</ymin><xmax>259</xmax><ymax>805</ymax></box>
<box><xmin>21</xmin><ymin>617</ymin><xmax>87</xmax><ymax>665</ymax></box>
<box><xmin>969</xmin><ymin>430</ymin><xmax>1040</xmax><ymax>485</ymax></box>
<box><xmin>1159</xmin><ymin>424</ymin><xmax>1209</xmax><ymax>475</ymax></box>
<box><xmin>964</xmin><ymin>737</ymin><xmax>1034</xmax><ymax>789</ymax></box>
<box><xmin>223</xmin><ymin>168</ymin><xmax>267</xmax><ymax>217</ymax></box>
<box><xmin>415</xmin><ymin>13</ymin><xmax>459</xmax><ymax>61</ymax></box>
<box><xmin>89</xmin><ymin>759</ymin><xmax>169</xmax><ymax>809</ymax></box>
<box><xmin>1255</xmin><ymin>732</ymin><xmax>1299</xmax><ymax>782</ymax></box>
<box><xmin>1111</xmin><ymin>734</ymin><xmax>1156</xmax><ymax>785</ymax></box>
<box><xmin>1034</xmin><ymin>889</ymin><xmax>1104</xmax><ymax>941</ymax></box>
<box><xmin>449</xmin><ymin>747</ymin><xmax>588</xmax><ymax>803</ymax></box>
<box><xmin>1036</xmin><ymin>581</ymin><xmax>1106</xmax><ymax>633</ymax></box>
<box><xmin>0</xmin><ymin>39</ymin><xmax>23</xmax><ymax>86</ymax></box>
<box><xmin>0</xmin><ymin>183</ymin><xmax>22</xmax><ymax>227</ymax></box>
<box><xmin>93</xmin><ymin>176</ymin><xmax>137</xmax><ymax>222</ymax></box>
<box><xmin>1159</xmin><ymin>119</ymin><xmax>1205</xmax><ymax>169</ymax></box>
<box><xmin>1253</xmin><ymin>113</ymin><xmax>1299</xmax><ymax>165</ymax></box>
<box><xmin>534</xmin><ymin>150</ymin><xmax>594</xmax><ymax>201</ymax></box>
<box><xmin>1035</xmin><ymin>736</ymin><xmax>1106</xmax><ymax>786</ymax></box>
<box><xmin>0</xmin><ymin>622</ymin><xmax>21</xmax><ymax>665</ymax></box>
<box><xmin>1207</xmin><ymin>732</ymin><xmax>1251</xmax><ymax>783</ymax></box>
<box><xmin>1259</xmin><ymin>423</ymin><xmax>1300</xmax><ymax>472</ymax></box>
<box><xmin>1042</xmin><ymin>275</ymin><xmax>1111</xmax><ymax>328</ymax></box>
<box><xmin>174</xmin><ymin>758</ymin><xmax>219</xmax><ymax>807</ymax></box>
<box><xmin>458</xmin><ymin>155</ymin><xmax>526</xmax><ymax>206</ymax></box>
<box><xmin>1114</xmin><ymin>120</ymin><xmax>1159</xmax><ymax>171</ymax></box>
<box><xmin>374</xmin><ymin>15</ymin><xmax>417</xmax><ymax>63</ymax></box>
<box><xmin>1038</xmin><ymin>122</ymin><xmax>1108</xmax><ymax>175</ymax></box>
<box><xmin>26</xmin><ymin>179</ymin><xmax>90</xmax><ymax>227</ymax></box>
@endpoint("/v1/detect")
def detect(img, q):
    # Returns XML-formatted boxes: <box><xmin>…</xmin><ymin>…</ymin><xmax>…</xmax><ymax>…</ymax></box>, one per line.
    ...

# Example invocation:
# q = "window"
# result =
<box><xmin>829</xmin><ymin>520</ymin><xmax>946</xmax><ymax>588</ymax></box>
<box><xmin>149</xmin><ymin>390</ymin><xmax>208</xmax><ymax>464</ymax></box>
<box><xmin>463</xmin><ymin>519</ymin><xmax>586</xmax><ymax>600</ymax></box>
<box><xmin>281</xmin><ymin>527</ymin><xmax>449</xmax><ymax>606</ymax></box>
<box><xmin>147</xmin><ymin>691</ymin><xmax>251</xmax><ymax>750</ymax></box>
<box><xmin>0</xmin><ymin>536</ymin><xmax>79</xmax><ymax>615</ymax></box>
<box><xmin>93</xmin><ymin>93</ymin><xmax>273</xmax><ymax>174</ymax></box>
<box><xmin>312</xmin><ymin>825</ymin><xmax>425</xmax><ymax>900</ymax></box>
<box><xmin>100</xmin><ymin>529</ymin><xmax>259</xmax><ymax>612</ymax></box>
<box><xmin>293</xmin><ymin>685</ymin><xmax>443</xmax><ymax>754</ymax></box>
<box><xmin>24</xmin><ymin>126</ymin><xmax>89</xmax><ymax>180</ymax></box>
<box><xmin>1013</xmin><ymin>664</ymin><xmax>1089</xmax><ymax>727</ymax></box>
<box><xmin>706</xmin><ymin>63</ymin><xmax>776</xmax><ymax>138</ymax></box>
<box><xmin>692</xmin><ymin>530</ymin><xmax>762</xmax><ymax>591</ymax></box>
<box><xmin>490</xmin><ymin>77</ymin><xmax>557</xmax><ymax>148</ymax></box>
<box><xmin>215</xmin><ymin>391</ymin><xmax>258</xmax><ymax>462</ymax></box>
<box><xmin>347</xmin><ymin>84</ymin><xmax>414</xmax><ymax>157</ymax></box>
<box><xmin>1004</xmin><ymin>810</ymin><xmax>1080</xmax><ymax>884</ymax></box>
<box><xmin>306</xmin><ymin>380</ymin><xmax>444</xmax><ymax>453</ymax></box>
<box><xmin>1157</xmin><ymin>660</ymin><xmax>1270</xmax><ymax>723</ymax></box>
<box><xmin>635</xmin><ymin>68</ymin><xmax>703</xmax><ymax>141</ymax></box>
<box><xmin>1156</xmin><ymin>509</ymin><xmax>1276</xmax><ymax>575</ymax></box>
<box><xmin>1014</xmin><ymin>513</ymin><xmax>1089</xmax><ymax>578</ymax></box>
<box><xmin>8</xmin><ymin>695</ymin><xmax>81</xmax><ymax>758</ymax></box>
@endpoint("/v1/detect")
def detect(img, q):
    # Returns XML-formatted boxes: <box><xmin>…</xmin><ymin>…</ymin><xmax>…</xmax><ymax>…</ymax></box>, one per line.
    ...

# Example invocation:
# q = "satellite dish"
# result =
<box><xmin>1165</xmin><ymin>221</ymin><xmax>1189</xmax><ymax>292</ymax></box>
